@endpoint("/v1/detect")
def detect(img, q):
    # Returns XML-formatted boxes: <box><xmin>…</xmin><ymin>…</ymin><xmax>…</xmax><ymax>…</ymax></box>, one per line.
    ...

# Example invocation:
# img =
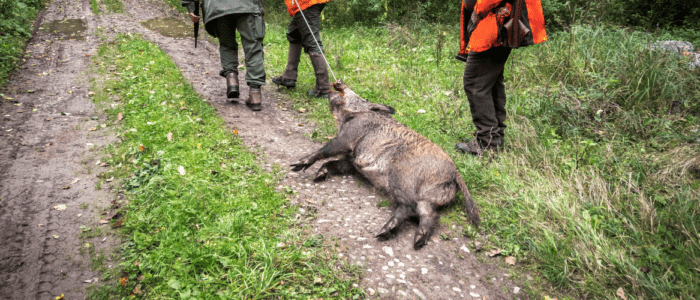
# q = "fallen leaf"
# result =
<box><xmin>38</xmin><ymin>223</ymin><xmax>45</xmax><ymax>227</ymax></box>
<box><xmin>298</xmin><ymin>123</ymin><xmax>304</xmax><ymax>127</ymax></box>
<box><xmin>119</xmin><ymin>277</ymin><xmax>128</xmax><ymax>287</ymax></box>
<box><xmin>71</xmin><ymin>178</ymin><xmax>80</xmax><ymax>184</ymax></box>
<box><xmin>32</xmin><ymin>108</ymin><xmax>38</xmax><ymax>112</ymax></box>
<box><xmin>138</xmin><ymin>144</ymin><xmax>144</xmax><ymax>152</ymax></box>
<box><xmin>473</xmin><ymin>241</ymin><xmax>483</xmax><ymax>251</ymax></box>
<box><xmin>55</xmin><ymin>294</ymin><xmax>64</xmax><ymax>300</ymax></box>
<box><xmin>488</xmin><ymin>248</ymin><xmax>502</xmax><ymax>257</ymax></box>
<box><xmin>100</xmin><ymin>162</ymin><xmax>109</xmax><ymax>167</ymax></box>
<box><xmin>77</xmin><ymin>214</ymin><xmax>82</xmax><ymax>217</ymax></box>
<box><xmin>88</xmin><ymin>91</ymin><xmax>95</xmax><ymax>96</ymax></box>
<box><xmin>180</xmin><ymin>107</ymin><xmax>187</xmax><ymax>110</ymax></box>
<box><xmin>616</xmin><ymin>287</ymin><xmax>627</xmax><ymax>300</ymax></box>
<box><xmin>305</xmin><ymin>198</ymin><xmax>316</xmax><ymax>204</ymax></box>
<box><xmin>117</xmin><ymin>112</ymin><xmax>123</xmax><ymax>121</ymax></box>
<box><xmin>167</xmin><ymin>131</ymin><xmax>172</xmax><ymax>141</ymax></box>
<box><xmin>112</xmin><ymin>219</ymin><xmax>125</xmax><ymax>228</ymax></box>
<box><xmin>106</xmin><ymin>177</ymin><xmax>113</xmax><ymax>182</ymax></box>
<box><xmin>45</xmin><ymin>118</ymin><xmax>51</xmax><ymax>121</ymax></box>
<box><xmin>54</xmin><ymin>204</ymin><xmax>67</xmax><ymax>211</ymax></box>
<box><xmin>232</xmin><ymin>130</ymin><xmax>238</xmax><ymax>135</ymax></box>
<box><xmin>505</xmin><ymin>256</ymin><xmax>516</xmax><ymax>265</ymax></box>
<box><xmin>130</xmin><ymin>286</ymin><xmax>142</xmax><ymax>295</ymax></box>
<box><xmin>197</xmin><ymin>143</ymin><xmax>201</xmax><ymax>149</ymax></box>
<box><xmin>298</xmin><ymin>108</ymin><xmax>307</xmax><ymax>113</ymax></box>
<box><xmin>314</xmin><ymin>278</ymin><xmax>323</xmax><ymax>285</ymax></box>
<box><xmin>53</xmin><ymin>235</ymin><xmax>59</xmax><ymax>239</ymax></box>
<box><xmin>67</xmin><ymin>90</ymin><xmax>72</xmax><ymax>94</ymax></box>
<box><xmin>640</xmin><ymin>267</ymin><xmax>650</xmax><ymax>273</ymax></box>
<box><xmin>99</xmin><ymin>219</ymin><xmax>109</xmax><ymax>224</ymax></box>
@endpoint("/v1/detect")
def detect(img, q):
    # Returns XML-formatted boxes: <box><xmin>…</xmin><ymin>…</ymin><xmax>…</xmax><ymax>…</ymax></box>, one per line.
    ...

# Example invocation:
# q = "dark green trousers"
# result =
<box><xmin>463</xmin><ymin>46</ymin><xmax>511</xmax><ymax>148</ymax></box>
<box><xmin>213</xmin><ymin>13</ymin><xmax>266</xmax><ymax>86</ymax></box>
<box><xmin>286</xmin><ymin>3</ymin><xmax>325</xmax><ymax>54</ymax></box>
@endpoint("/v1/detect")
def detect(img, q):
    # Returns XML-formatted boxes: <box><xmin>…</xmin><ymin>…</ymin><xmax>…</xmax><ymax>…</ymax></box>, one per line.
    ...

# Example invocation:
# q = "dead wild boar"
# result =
<box><xmin>291</xmin><ymin>80</ymin><xmax>480</xmax><ymax>249</ymax></box>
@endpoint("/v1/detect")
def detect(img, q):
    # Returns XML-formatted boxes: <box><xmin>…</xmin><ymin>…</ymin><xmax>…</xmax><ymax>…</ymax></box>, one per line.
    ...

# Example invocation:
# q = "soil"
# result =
<box><xmin>0</xmin><ymin>0</ymin><xmax>525</xmax><ymax>299</ymax></box>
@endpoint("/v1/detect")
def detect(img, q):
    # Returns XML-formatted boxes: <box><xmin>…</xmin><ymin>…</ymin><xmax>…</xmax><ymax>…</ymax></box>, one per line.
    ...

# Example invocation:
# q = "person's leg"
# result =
<box><xmin>491</xmin><ymin>48</ymin><xmax>511</xmax><ymax>146</ymax></box>
<box><xmin>237</xmin><ymin>13</ymin><xmax>266</xmax><ymax>87</ymax></box>
<box><xmin>214</xmin><ymin>15</ymin><xmax>240</xmax><ymax>78</ymax></box>
<box><xmin>237</xmin><ymin>13</ymin><xmax>266</xmax><ymax>110</ymax></box>
<box><xmin>272</xmin><ymin>18</ymin><xmax>303</xmax><ymax>88</ymax></box>
<box><xmin>296</xmin><ymin>4</ymin><xmax>331</xmax><ymax>98</ymax></box>
<box><xmin>462</xmin><ymin>47</ymin><xmax>509</xmax><ymax>149</ymax></box>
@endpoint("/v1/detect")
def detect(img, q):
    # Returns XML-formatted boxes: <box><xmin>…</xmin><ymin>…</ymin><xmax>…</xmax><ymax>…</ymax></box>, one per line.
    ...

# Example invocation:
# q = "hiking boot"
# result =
<box><xmin>226</xmin><ymin>72</ymin><xmax>239</xmax><ymax>99</ymax></box>
<box><xmin>246</xmin><ymin>85</ymin><xmax>262</xmax><ymax>111</ymax></box>
<box><xmin>307</xmin><ymin>52</ymin><xmax>331</xmax><ymax>99</ymax></box>
<box><xmin>272</xmin><ymin>43</ymin><xmax>302</xmax><ymax>89</ymax></box>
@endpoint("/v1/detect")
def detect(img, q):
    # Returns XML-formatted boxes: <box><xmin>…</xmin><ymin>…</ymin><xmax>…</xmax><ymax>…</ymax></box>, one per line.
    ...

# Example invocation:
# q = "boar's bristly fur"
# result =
<box><xmin>291</xmin><ymin>80</ymin><xmax>480</xmax><ymax>250</ymax></box>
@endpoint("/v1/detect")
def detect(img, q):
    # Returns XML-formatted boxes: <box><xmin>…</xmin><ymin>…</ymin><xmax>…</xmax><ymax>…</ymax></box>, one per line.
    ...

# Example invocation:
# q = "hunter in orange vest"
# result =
<box><xmin>272</xmin><ymin>0</ymin><xmax>333</xmax><ymax>98</ymax></box>
<box><xmin>455</xmin><ymin>0</ymin><xmax>547</xmax><ymax>155</ymax></box>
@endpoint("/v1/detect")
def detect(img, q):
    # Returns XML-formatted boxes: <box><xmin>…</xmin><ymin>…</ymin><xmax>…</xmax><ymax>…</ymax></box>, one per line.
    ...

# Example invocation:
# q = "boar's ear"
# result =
<box><xmin>369</xmin><ymin>103</ymin><xmax>396</xmax><ymax>115</ymax></box>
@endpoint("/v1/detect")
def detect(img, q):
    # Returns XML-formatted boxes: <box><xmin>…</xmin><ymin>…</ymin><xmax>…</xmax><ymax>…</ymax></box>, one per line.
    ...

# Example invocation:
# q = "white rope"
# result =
<box><xmin>291</xmin><ymin>0</ymin><xmax>337</xmax><ymax>82</ymax></box>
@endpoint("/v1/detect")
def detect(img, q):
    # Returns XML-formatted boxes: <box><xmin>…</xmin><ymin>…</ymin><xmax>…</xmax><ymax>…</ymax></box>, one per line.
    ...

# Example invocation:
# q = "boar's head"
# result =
<box><xmin>328</xmin><ymin>80</ymin><xmax>395</xmax><ymax>126</ymax></box>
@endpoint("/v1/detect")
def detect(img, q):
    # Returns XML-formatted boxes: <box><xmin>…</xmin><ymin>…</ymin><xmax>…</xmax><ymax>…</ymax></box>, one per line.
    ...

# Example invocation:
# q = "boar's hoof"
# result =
<box><xmin>290</xmin><ymin>157</ymin><xmax>314</xmax><ymax>172</ymax></box>
<box><xmin>375</xmin><ymin>230</ymin><xmax>395</xmax><ymax>241</ymax></box>
<box><xmin>413</xmin><ymin>233</ymin><xmax>429</xmax><ymax>250</ymax></box>
<box><xmin>313</xmin><ymin>167</ymin><xmax>329</xmax><ymax>182</ymax></box>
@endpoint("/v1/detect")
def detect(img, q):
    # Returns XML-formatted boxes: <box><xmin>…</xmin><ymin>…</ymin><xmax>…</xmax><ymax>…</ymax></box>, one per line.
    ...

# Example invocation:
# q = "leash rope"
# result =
<box><xmin>291</xmin><ymin>0</ymin><xmax>337</xmax><ymax>82</ymax></box>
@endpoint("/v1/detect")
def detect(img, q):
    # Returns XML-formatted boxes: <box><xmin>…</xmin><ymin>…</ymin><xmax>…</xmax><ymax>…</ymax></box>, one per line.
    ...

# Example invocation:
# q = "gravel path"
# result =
<box><xmin>1</xmin><ymin>0</ymin><xmax>523</xmax><ymax>299</ymax></box>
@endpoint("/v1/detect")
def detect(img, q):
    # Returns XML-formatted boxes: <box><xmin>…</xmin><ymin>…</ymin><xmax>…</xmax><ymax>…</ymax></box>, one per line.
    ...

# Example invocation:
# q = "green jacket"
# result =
<box><xmin>182</xmin><ymin>0</ymin><xmax>264</xmax><ymax>36</ymax></box>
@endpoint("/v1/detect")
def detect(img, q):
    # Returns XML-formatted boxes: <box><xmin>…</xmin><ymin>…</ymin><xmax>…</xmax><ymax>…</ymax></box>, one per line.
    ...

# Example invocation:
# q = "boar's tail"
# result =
<box><xmin>456</xmin><ymin>175</ymin><xmax>480</xmax><ymax>228</ymax></box>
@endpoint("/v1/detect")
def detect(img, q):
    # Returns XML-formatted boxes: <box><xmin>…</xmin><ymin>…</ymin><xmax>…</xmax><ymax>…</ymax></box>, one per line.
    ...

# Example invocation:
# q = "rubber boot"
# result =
<box><xmin>226</xmin><ymin>72</ymin><xmax>239</xmax><ymax>99</ymax></box>
<box><xmin>246</xmin><ymin>85</ymin><xmax>262</xmax><ymax>111</ymax></box>
<box><xmin>272</xmin><ymin>43</ymin><xmax>302</xmax><ymax>89</ymax></box>
<box><xmin>306</xmin><ymin>52</ymin><xmax>331</xmax><ymax>99</ymax></box>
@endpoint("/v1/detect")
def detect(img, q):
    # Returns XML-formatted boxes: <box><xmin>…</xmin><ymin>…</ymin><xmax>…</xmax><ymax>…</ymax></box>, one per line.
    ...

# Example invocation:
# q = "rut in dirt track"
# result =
<box><xmin>1</xmin><ymin>0</ymin><xmax>524</xmax><ymax>299</ymax></box>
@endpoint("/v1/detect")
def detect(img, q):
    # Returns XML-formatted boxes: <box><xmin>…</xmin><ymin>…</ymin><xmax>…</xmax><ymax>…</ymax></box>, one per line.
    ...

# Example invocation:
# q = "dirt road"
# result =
<box><xmin>1</xmin><ymin>0</ymin><xmax>522</xmax><ymax>299</ymax></box>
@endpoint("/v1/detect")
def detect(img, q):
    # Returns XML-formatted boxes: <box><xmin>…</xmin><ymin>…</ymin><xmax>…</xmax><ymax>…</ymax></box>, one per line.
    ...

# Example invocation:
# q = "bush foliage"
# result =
<box><xmin>0</xmin><ymin>0</ymin><xmax>46</xmax><ymax>88</ymax></box>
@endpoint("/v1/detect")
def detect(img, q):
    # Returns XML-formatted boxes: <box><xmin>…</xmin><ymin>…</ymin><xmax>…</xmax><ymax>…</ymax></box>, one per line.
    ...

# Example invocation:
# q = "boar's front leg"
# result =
<box><xmin>413</xmin><ymin>201</ymin><xmax>440</xmax><ymax>250</ymax></box>
<box><xmin>291</xmin><ymin>138</ymin><xmax>351</xmax><ymax>172</ymax></box>
<box><xmin>313</xmin><ymin>159</ymin><xmax>357</xmax><ymax>182</ymax></box>
<box><xmin>376</xmin><ymin>204</ymin><xmax>413</xmax><ymax>240</ymax></box>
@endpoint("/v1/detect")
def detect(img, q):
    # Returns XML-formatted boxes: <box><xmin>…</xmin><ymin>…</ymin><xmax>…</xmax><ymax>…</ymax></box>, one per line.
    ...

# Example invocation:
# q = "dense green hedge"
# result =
<box><xmin>0</xmin><ymin>0</ymin><xmax>46</xmax><ymax>88</ymax></box>
<box><xmin>269</xmin><ymin>0</ymin><xmax>699</xmax><ymax>33</ymax></box>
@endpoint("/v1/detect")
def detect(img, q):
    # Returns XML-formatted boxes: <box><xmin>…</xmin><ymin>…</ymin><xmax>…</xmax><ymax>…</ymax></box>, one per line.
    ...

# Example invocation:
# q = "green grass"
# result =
<box><xmin>87</xmin><ymin>34</ymin><xmax>363</xmax><ymax>299</ymax></box>
<box><xmin>261</xmin><ymin>13</ymin><xmax>700</xmax><ymax>299</ymax></box>
<box><xmin>88</xmin><ymin>0</ymin><xmax>124</xmax><ymax>15</ymax></box>
<box><xmin>0</xmin><ymin>0</ymin><xmax>46</xmax><ymax>89</ymax></box>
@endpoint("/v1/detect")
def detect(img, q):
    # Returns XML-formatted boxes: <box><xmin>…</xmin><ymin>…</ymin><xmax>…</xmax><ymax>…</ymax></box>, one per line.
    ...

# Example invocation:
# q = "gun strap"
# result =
<box><xmin>507</xmin><ymin>0</ymin><xmax>523</xmax><ymax>47</ymax></box>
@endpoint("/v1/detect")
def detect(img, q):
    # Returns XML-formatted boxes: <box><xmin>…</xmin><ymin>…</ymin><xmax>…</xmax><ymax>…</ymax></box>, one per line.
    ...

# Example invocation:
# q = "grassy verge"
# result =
<box><xmin>0</xmin><ymin>0</ymin><xmax>46</xmax><ymax>89</ymax></box>
<box><xmin>89</xmin><ymin>0</ymin><xmax>124</xmax><ymax>15</ymax></box>
<box><xmin>262</xmin><ymin>13</ymin><xmax>700</xmax><ymax>299</ymax></box>
<box><xmin>88</xmin><ymin>34</ymin><xmax>363</xmax><ymax>299</ymax></box>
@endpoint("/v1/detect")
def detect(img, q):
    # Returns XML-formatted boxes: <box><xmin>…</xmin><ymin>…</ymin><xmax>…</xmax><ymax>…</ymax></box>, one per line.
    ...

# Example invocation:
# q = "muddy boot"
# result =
<box><xmin>272</xmin><ymin>43</ymin><xmax>302</xmax><ymax>89</ymax></box>
<box><xmin>246</xmin><ymin>85</ymin><xmax>262</xmax><ymax>111</ymax></box>
<box><xmin>226</xmin><ymin>72</ymin><xmax>239</xmax><ymax>99</ymax></box>
<box><xmin>306</xmin><ymin>52</ymin><xmax>331</xmax><ymax>99</ymax></box>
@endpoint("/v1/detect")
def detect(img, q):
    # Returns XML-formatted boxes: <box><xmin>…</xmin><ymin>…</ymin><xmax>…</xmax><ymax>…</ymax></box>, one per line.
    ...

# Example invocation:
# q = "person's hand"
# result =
<box><xmin>188</xmin><ymin>12</ymin><xmax>200</xmax><ymax>23</ymax></box>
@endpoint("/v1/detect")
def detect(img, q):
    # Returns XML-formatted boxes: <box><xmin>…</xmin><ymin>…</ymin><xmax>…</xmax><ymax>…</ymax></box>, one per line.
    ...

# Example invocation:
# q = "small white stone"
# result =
<box><xmin>407</xmin><ymin>268</ymin><xmax>416</xmax><ymax>272</ymax></box>
<box><xmin>388</xmin><ymin>261</ymin><xmax>395</xmax><ymax>267</ymax></box>
<box><xmin>382</xmin><ymin>266</ymin><xmax>389</xmax><ymax>270</ymax></box>
<box><xmin>398</xmin><ymin>262</ymin><xmax>405</xmax><ymax>267</ymax></box>
<box><xmin>382</xmin><ymin>246</ymin><xmax>394</xmax><ymax>257</ymax></box>
<box><xmin>470</xmin><ymin>292</ymin><xmax>481</xmax><ymax>298</ymax></box>
<box><xmin>368</xmin><ymin>288</ymin><xmax>375</xmax><ymax>295</ymax></box>
<box><xmin>398</xmin><ymin>290</ymin><xmax>408</xmax><ymax>296</ymax></box>
<box><xmin>413</xmin><ymin>289</ymin><xmax>427</xmax><ymax>299</ymax></box>
<box><xmin>417</xmin><ymin>109</ymin><xmax>426</xmax><ymax>114</ymax></box>
<box><xmin>470</xmin><ymin>285</ymin><xmax>476</xmax><ymax>289</ymax></box>
<box><xmin>460</xmin><ymin>244</ymin><xmax>470</xmax><ymax>253</ymax></box>
<box><xmin>399</xmin><ymin>274</ymin><xmax>406</xmax><ymax>279</ymax></box>
<box><xmin>386</xmin><ymin>274</ymin><xmax>395</xmax><ymax>279</ymax></box>
<box><xmin>363</xmin><ymin>245</ymin><xmax>372</xmax><ymax>249</ymax></box>
<box><xmin>421</xmin><ymin>268</ymin><xmax>428</xmax><ymax>274</ymax></box>
<box><xmin>513</xmin><ymin>286</ymin><xmax>521</xmax><ymax>294</ymax></box>
<box><xmin>406</xmin><ymin>255</ymin><xmax>412</xmax><ymax>260</ymax></box>
<box><xmin>453</xmin><ymin>287</ymin><xmax>462</xmax><ymax>292</ymax></box>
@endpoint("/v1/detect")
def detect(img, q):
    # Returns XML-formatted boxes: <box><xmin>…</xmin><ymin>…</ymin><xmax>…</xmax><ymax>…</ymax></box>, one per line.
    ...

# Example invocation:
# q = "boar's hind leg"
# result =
<box><xmin>314</xmin><ymin>159</ymin><xmax>357</xmax><ymax>182</ymax></box>
<box><xmin>414</xmin><ymin>201</ymin><xmax>440</xmax><ymax>250</ymax></box>
<box><xmin>376</xmin><ymin>204</ymin><xmax>412</xmax><ymax>241</ymax></box>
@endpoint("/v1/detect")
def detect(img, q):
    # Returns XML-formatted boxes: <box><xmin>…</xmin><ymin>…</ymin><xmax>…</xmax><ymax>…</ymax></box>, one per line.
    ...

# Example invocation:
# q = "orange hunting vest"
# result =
<box><xmin>284</xmin><ymin>0</ymin><xmax>331</xmax><ymax>16</ymax></box>
<box><xmin>458</xmin><ymin>0</ymin><xmax>547</xmax><ymax>57</ymax></box>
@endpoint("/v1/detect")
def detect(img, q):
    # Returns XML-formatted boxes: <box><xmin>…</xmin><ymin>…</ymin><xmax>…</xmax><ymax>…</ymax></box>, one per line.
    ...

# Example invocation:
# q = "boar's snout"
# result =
<box><xmin>330</xmin><ymin>80</ymin><xmax>395</xmax><ymax>115</ymax></box>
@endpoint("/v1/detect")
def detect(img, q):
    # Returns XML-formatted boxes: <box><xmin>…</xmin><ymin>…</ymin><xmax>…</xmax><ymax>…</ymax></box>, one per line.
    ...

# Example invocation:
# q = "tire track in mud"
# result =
<box><xmin>0</xmin><ymin>0</ymin><xmax>119</xmax><ymax>299</ymax></box>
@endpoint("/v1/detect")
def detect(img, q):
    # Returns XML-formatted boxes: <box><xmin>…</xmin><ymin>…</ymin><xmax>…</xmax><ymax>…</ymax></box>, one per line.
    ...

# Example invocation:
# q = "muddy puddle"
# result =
<box><xmin>141</xmin><ymin>17</ymin><xmax>195</xmax><ymax>38</ymax></box>
<box><xmin>40</xmin><ymin>19</ymin><xmax>87</xmax><ymax>40</ymax></box>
